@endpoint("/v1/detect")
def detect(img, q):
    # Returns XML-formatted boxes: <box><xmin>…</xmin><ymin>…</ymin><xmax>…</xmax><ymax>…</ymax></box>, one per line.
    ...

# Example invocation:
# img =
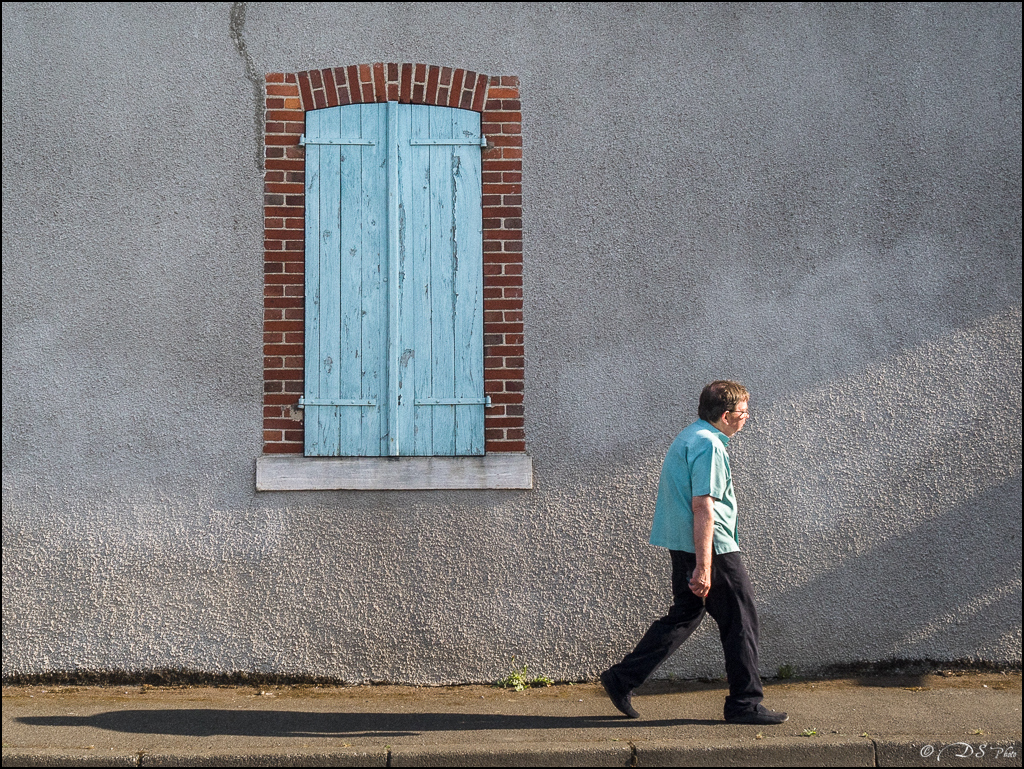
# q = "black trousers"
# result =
<box><xmin>607</xmin><ymin>550</ymin><xmax>764</xmax><ymax>717</ymax></box>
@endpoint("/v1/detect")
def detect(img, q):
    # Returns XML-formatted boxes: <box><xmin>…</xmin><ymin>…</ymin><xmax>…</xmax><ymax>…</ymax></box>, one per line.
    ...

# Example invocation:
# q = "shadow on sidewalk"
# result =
<box><xmin>17</xmin><ymin>711</ymin><xmax>718</xmax><ymax>738</ymax></box>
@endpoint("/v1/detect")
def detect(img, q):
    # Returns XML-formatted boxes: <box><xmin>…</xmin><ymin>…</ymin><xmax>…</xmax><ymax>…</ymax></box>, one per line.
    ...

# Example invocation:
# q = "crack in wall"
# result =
<box><xmin>229</xmin><ymin>1</ymin><xmax>264</xmax><ymax>172</ymax></box>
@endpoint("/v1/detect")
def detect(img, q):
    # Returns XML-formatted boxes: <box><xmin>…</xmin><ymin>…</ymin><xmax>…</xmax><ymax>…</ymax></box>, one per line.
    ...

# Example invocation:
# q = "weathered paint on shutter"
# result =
<box><xmin>303</xmin><ymin>103</ymin><xmax>388</xmax><ymax>456</ymax></box>
<box><xmin>398</xmin><ymin>105</ymin><xmax>485</xmax><ymax>456</ymax></box>
<box><xmin>449</xmin><ymin>107</ymin><xmax>486</xmax><ymax>455</ymax></box>
<box><xmin>356</xmin><ymin>104</ymin><xmax>389</xmax><ymax>456</ymax></box>
<box><xmin>304</xmin><ymin>102</ymin><xmax>483</xmax><ymax>457</ymax></box>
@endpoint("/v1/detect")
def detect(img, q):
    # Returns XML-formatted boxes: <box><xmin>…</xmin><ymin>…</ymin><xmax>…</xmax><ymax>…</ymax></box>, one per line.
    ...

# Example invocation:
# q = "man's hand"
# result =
<box><xmin>688</xmin><ymin>564</ymin><xmax>711</xmax><ymax>598</ymax></box>
<box><xmin>691</xmin><ymin>494</ymin><xmax>716</xmax><ymax>598</ymax></box>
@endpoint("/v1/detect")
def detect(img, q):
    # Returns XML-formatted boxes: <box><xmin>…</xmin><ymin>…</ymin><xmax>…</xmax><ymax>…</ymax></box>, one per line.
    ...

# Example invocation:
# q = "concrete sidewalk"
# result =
<box><xmin>2</xmin><ymin>672</ymin><xmax>1021</xmax><ymax>767</ymax></box>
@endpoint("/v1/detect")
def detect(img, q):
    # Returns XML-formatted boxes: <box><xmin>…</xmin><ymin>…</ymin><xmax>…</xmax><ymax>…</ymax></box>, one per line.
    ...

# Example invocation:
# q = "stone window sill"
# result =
<box><xmin>256</xmin><ymin>454</ymin><xmax>533</xmax><ymax>491</ymax></box>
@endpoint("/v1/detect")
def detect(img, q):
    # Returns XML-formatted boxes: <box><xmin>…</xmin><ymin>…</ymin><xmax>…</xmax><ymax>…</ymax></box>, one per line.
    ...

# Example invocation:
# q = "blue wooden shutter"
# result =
<box><xmin>396</xmin><ymin>104</ymin><xmax>485</xmax><ymax>456</ymax></box>
<box><xmin>302</xmin><ymin>104</ymin><xmax>388</xmax><ymax>456</ymax></box>
<box><xmin>303</xmin><ymin>102</ymin><xmax>484</xmax><ymax>457</ymax></box>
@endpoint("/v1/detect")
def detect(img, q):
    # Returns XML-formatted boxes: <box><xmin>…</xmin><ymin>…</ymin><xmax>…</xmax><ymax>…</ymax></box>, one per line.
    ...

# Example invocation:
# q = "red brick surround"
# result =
<box><xmin>262</xmin><ymin>64</ymin><xmax>525</xmax><ymax>454</ymax></box>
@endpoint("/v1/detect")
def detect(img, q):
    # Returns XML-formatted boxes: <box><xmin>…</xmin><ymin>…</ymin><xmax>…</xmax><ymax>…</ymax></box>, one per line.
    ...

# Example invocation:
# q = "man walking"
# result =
<box><xmin>600</xmin><ymin>380</ymin><xmax>788</xmax><ymax>725</ymax></box>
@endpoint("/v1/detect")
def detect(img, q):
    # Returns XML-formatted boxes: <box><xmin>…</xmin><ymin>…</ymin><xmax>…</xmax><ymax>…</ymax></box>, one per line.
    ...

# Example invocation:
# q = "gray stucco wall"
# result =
<box><xmin>2</xmin><ymin>2</ymin><xmax>1021</xmax><ymax>683</ymax></box>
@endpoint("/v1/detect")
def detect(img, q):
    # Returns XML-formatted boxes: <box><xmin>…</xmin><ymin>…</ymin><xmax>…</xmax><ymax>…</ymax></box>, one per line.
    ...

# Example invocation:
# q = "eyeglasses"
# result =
<box><xmin>727</xmin><ymin>410</ymin><xmax>751</xmax><ymax>419</ymax></box>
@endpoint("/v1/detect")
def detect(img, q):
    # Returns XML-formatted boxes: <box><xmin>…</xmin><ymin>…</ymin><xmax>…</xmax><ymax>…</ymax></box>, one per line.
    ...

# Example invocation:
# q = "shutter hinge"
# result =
<box><xmin>298</xmin><ymin>397</ymin><xmax>377</xmax><ymax>408</ymax></box>
<box><xmin>413</xmin><ymin>397</ymin><xmax>491</xmax><ymax>406</ymax></box>
<box><xmin>299</xmin><ymin>135</ymin><xmax>376</xmax><ymax>146</ymax></box>
<box><xmin>408</xmin><ymin>136</ymin><xmax>487</xmax><ymax>147</ymax></box>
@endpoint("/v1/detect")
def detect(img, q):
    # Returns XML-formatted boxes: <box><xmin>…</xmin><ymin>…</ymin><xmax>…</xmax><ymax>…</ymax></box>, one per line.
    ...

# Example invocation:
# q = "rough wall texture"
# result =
<box><xmin>2</xmin><ymin>2</ymin><xmax>1021</xmax><ymax>683</ymax></box>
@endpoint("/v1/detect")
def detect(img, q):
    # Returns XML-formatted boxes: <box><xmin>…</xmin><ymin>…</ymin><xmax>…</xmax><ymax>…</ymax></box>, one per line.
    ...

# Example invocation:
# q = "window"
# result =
<box><xmin>258</xmin><ymin>65</ymin><xmax>530</xmax><ymax>489</ymax></box>
<box><xmin>301</xmin><ymin>102</ymin><xmax>486</xmax><ymax>456</ymax></box>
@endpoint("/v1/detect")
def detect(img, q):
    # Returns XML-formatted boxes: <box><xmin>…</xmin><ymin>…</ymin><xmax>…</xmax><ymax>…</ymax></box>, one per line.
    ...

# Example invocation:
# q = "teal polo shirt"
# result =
<box><xmin>649</xmin><ymin>419</ymin><xmax>740</xmax><ymax>554</ymax></box>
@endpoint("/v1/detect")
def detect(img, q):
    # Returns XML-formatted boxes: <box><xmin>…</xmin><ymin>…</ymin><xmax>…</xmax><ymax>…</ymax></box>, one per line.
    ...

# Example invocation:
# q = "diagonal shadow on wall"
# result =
<box><xmin>758</xmin><ymin>475</ymin><xmax>1022</xmax><ymax>672</ymax></box>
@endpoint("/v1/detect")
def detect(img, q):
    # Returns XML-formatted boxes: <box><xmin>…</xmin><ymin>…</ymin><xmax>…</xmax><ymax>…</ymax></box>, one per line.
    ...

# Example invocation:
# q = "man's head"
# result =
<box><xmin>699</xmin><ymin>380</ymin><xmax>751</xmax><ymax>437</ymax></box>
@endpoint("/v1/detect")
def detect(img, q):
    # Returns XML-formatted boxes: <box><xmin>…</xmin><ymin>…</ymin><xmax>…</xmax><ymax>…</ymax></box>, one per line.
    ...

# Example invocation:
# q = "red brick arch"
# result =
<box><xmin>262</xmin><ymin>64</ymin><xmax>525</xmax><ymax>455</ymax></box>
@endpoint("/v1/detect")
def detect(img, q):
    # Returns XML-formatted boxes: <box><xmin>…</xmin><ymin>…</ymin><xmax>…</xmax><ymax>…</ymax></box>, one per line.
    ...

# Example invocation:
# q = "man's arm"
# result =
<box><xmin>689</xmin><ymin>494</ymin><xmax>715</xmax><ymax>598</ymax></box>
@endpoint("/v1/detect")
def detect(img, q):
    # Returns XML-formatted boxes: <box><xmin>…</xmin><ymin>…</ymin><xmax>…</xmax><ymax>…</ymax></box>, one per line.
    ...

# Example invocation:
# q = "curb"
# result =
<box><xmin>875</xmin><ymin>739</ymin><xmax>1022</xmax><ymax>767</ymax></box>
<box><xmin>633</xmin><ymin>737</ymin><xmax>875</xmax><ymax>766</ymax></box>
<box><xmin>389</xmin><ymin>742</ymin><xmax>632</xmax><ymax>766</ymax></box>
<box><xmin>3</xmin><ymin>739</ymin><xmax>1022</xmax><ymax>767</ymax></box>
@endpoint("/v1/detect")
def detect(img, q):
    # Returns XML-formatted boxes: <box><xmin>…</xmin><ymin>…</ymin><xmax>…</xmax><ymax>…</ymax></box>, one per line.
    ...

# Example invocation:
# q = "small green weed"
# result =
<box><xmin>494</xmin><ymin>658</ymin><xmax>554</xmax><ymax>691</ymax></box>
<box><xmin>801</xmin><ymin>728</ymin><xmax>818</xmax><ymax>737</ymax></box>
<box><xmin>776</xmin><ymin>664</ymin><xmax>796</xmax><ymax>679</ymax></box>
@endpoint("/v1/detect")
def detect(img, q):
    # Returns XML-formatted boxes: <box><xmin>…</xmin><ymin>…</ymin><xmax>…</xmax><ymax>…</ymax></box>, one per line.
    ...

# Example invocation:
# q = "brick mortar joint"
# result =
<box><xmin>277</xmin><ymin>64</ymin><xmax>503</xmax><ymax>112</ymax></box>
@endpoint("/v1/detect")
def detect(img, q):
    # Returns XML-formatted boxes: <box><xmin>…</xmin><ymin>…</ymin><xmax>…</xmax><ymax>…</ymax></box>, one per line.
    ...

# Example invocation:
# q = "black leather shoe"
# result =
<box><xmin>600</xmin><ymin>670</ymin><xmax>640</xmax><ymax>719</ymax></box>
<box><xmin>724</xmin><ymin>704</ymin><xmax>789</xmax><ymax>725</ymax></box>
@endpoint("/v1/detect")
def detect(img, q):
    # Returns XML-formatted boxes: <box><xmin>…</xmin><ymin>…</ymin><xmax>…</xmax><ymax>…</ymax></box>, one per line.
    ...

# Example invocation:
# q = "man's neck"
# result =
<box><xmin>710</xmin><ymin>417</ymin><xmax>736</xmax><ymax>438</ymax></box>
